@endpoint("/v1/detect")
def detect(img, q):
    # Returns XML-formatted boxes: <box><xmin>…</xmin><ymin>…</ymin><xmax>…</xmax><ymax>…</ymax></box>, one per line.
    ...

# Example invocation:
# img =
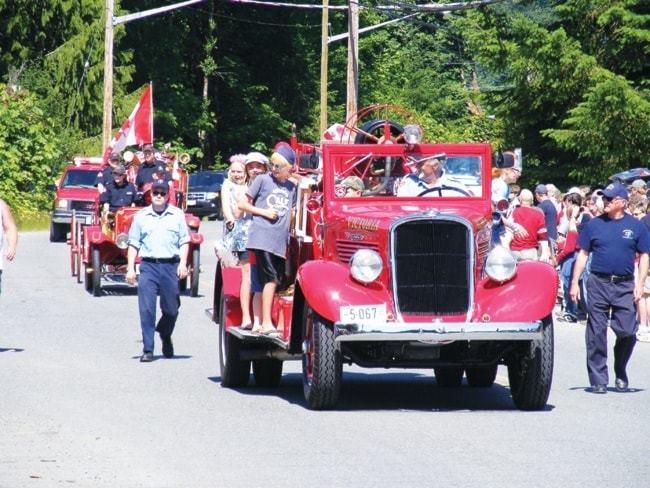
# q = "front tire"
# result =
<box><xmin>219</xmin><ymin>289</ymin><xmax>250</xmax><ymax>387</ymax></box>
<box><xmin>91</xmin><ymin>246</ymin><xmax>102</xmax><ymax>297</ymax></box>
<box><xmin>49</xmin><ymin>221</ymin><xmax>66</xmax><ymax>242</ymax></box>
<box><xmin>189</xmin><ymin>246</ymin><xmax>200</xmax><ymax>297</ymax></box>
<box><xmin>302</xmin><ymin>303</ymin><xmax>342</xmax><ymax>410</ymax></box>
<box><xmin>507</xmin><ymin>315</ymin><xmax>554</xmax><ymax>411</ymax></box>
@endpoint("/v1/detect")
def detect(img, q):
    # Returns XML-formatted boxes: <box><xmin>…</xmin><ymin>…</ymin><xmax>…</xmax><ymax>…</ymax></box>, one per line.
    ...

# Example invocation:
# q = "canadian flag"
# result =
<box><xmin>103</xmin><ymin>84</ymin><xmax>154</xmax><ymax>163</ymax></box>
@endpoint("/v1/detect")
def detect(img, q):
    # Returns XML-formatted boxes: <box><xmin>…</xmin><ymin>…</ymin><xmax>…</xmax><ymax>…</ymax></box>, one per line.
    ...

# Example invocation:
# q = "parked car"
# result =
<box><xmin>47</xmin><ymin>157</ymin><xmax>103</xmax><ymax>242</ymax></box>
<box><xmin>186</xmin><ymin>171</ymin><xmax>225</xmax><ymax>220</ymax></box>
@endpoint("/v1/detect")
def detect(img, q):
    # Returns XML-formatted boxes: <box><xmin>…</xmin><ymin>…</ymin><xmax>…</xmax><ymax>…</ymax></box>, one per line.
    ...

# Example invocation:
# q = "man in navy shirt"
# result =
<box><xmin>99</xmin><ymin>165</ymin><xmax>137</xmax><ymax>212</ymax></box>
<box><xmin>135</xmin><ymin>144</ymin><xmax>171</xmax><ymax>191</ymax></box>
<box><xmin>570</xmin><ymin>181</ymin><xmax>650</xmax><ymax>394</ymax></box>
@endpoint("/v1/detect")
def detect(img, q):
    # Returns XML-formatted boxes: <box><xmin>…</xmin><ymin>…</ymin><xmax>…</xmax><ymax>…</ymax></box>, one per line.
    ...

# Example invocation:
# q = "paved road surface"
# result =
<box><xmin>1</xmin><ymin>221</ymin><xmax>649</xmax><ymax>487</ymax></box>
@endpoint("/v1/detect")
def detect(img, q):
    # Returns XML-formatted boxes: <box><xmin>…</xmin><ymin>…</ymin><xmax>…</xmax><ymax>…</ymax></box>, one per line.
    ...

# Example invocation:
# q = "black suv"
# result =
<box><xmin>186</xmin><ymin>171</ymin><xmax>225</xmax><ymax>220</ymax></box>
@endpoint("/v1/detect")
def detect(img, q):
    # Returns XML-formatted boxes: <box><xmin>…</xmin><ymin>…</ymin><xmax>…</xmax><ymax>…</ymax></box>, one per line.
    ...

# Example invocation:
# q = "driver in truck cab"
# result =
<box><xmin>395</xmin><ymin>154</ymin><xmax>472</xmax><ymax>197</ymax></box>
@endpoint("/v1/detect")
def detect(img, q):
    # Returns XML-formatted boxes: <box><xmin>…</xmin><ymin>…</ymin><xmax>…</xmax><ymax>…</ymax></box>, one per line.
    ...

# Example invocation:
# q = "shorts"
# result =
<box><xmin>250</xmin><ymin>264</ymin><xmax>263</xmax><ymax>293</ymax></box>
<box><xmin>252</xmin><ymin>250</ymin><xmax>285</xmax><ymax>286</ymax></box>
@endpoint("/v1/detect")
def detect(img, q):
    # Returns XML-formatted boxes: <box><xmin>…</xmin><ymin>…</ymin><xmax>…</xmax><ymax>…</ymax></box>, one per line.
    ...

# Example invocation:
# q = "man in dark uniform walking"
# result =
<box><xmin>126</xmin><ymin>179</ymin><xmax>190</xmax><ymax>362</ymax></box>
<box><xmin>570</xmin><ymin>181</ymin><xmax>650</xmax><ymax>393</ymax></box>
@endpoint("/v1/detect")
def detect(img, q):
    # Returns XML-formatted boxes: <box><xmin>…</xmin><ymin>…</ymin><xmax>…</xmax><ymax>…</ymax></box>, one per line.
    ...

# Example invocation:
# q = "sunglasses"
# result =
<box><xmin>112</xmin><ymin>172</ymin><xmax>125</xmax><ymax>176</ymax></box>
<box><xmin>152</xmin><ymin>190</ymin><xmax>167</xmax><ymax>197</ymax></box>
<box><xmin>271</xmin><ymin>163</ymin><xmax>288</xmax><ymax>172</ymax></box>
<box><xmin>602</xmin><ymin>196</ymin><xmax>614</xmax><ymax>202</ymax></box>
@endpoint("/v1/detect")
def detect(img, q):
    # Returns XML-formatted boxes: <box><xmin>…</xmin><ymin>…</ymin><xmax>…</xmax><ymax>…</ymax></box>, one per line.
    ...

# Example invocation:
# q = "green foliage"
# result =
<box><xmin>1</xmin><ymin>0</ymin><xmax>649</xmax><ymax>195</ymax></box>
<box><xmin>0</xmin><ymin>85</ymin><xmax>64</xmax><ymax>220</ymax></box>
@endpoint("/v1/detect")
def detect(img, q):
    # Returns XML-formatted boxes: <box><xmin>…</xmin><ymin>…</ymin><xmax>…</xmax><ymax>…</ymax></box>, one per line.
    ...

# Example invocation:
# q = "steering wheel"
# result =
<box><xmin>340</xmin><ymin>104</ymin><xmax>424</xmax><ymax>144</ymax></box>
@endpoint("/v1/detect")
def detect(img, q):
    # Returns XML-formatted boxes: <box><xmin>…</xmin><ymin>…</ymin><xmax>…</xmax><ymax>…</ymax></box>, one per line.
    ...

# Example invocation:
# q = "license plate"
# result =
<box><xmin>340</xmin><ymin>304</ymin><xmax>387</xmax><ymax>324</ymax></box>
<box><xmin>187</xmin><ymin>199</ymin><xmax>196</xmax><ymax>206</ymax></box>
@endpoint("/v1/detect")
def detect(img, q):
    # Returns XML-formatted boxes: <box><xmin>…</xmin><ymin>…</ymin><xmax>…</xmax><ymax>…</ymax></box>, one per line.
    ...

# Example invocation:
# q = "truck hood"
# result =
<box><xmin>330</xmin><ymin>200</ymin><xmax>491</xmax><ymax>230</ymax></box>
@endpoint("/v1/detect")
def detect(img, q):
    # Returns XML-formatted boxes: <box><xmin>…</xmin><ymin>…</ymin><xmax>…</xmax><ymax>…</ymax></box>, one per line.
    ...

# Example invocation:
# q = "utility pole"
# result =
<box><xmin>319</xmin><ymin>0</ymin><xmax>329</xmax><ymax>135</ymax></box>
<box><xmin>102</xmin><ymin>0</ymin><xmax>115</xmax><ymax>152</ymax></box>
<box><xmin>102</xmin><ymin>0</ymin><xmax>206</xmax><ymax>153</ymax></box>
<box><xmin>346</xmin><ymin>0</ymin><xmax>359</xmax><ymax>126</ymax></box>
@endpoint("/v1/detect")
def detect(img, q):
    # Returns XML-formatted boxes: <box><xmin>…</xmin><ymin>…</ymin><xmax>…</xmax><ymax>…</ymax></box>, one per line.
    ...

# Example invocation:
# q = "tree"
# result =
<box><xmin>0</xmin><ymin>85</ymin><xmax>64</xmax><ymax>219</ymax></box>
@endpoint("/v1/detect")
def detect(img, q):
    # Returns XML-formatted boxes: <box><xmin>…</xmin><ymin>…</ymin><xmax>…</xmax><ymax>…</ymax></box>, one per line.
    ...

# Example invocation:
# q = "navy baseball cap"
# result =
<box><xmin>601</xmin><ymin>181</ymin><xmax>628</xmax><ymax>201</ymax></box>
<box><xmin>151</xmin><ymin>179</ymin><xmax>168</xmax><ymax>193</ymax></box>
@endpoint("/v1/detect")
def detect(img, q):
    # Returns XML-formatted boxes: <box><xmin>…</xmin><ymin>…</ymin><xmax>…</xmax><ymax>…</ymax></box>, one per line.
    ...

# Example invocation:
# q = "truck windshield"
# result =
<box><xmin>332</xmin><ymin>154</ymin><xmax>482</xmax><ymax>197</ymax></box>
<box><xmin>62</xmin><ymin>170</ymin><xmax>99</xmax><ymax>189</ymax></box>
<box><xmin>189</xmin><ymin>172</ymin><xmax>224</xmax><ymax>189</ymax></box>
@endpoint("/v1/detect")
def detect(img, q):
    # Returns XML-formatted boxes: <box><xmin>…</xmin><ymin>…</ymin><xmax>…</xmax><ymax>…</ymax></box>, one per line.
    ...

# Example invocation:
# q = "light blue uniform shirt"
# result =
<box><xmin>128</xmin><ymin>204</ymin><xmax>190</xmax><ymax>259</ymax></box>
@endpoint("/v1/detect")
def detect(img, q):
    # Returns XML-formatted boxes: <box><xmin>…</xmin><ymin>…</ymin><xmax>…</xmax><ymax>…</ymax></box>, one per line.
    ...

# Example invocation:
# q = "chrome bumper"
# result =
<box><xmin>334</xmin><ymin>321</ymin><xmax>543</xmax><ymax>343</ymax></box>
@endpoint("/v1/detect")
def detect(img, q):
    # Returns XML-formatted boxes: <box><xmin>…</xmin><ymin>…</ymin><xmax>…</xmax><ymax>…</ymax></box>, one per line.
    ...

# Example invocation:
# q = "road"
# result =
<box><xmin>1</xmin><ymin>221</ymin><xmax>649</xmax><ymax>487</ymax></box>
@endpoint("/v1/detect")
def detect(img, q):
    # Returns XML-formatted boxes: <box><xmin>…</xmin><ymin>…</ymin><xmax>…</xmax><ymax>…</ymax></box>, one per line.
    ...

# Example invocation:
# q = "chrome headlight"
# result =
<box><xmin>485</xmin><ymin>245</ymin><xmax>517</xmax><ymax>282</ymax></box>
<box><xmin>115</xmin><ymin>233</ymin><xmax>129</xmax><ymax>250</ymax></box>
<box><xmin>56</xmin><ymin>199</ymin><xmax>68</xmax><ymax>209</ymax></box>
<box><xmin>206</xmin><ymin>192</ymin><xmax>218</xmax><ymax>199</ymax></box>
<box><xmin>350</xmin><ymin>249</ymin><xmax>383</xmax><ymax>283</ymax></box>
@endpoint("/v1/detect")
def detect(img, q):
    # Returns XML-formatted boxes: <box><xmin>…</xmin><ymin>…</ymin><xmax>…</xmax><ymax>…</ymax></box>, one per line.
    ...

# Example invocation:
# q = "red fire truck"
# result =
<box><xmin>213</xmin><ymin>105</ymin><xmax>557</xmax><ymax>411</ymax></box>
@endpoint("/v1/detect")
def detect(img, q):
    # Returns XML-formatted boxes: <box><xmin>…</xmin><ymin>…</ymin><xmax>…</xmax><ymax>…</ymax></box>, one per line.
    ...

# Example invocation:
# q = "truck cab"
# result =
<box><xmin>47</xmin><ymin>156</ymin><xmax>103</xmax><ymax>242</ymax></box>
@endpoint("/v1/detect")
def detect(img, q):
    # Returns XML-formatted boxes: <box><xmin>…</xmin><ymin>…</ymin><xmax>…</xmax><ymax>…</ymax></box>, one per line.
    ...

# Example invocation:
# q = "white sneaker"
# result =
<box><xmin>637</xmin><ymin>327</ymin><xmax>650</xmax><ymax>343</ymax></box>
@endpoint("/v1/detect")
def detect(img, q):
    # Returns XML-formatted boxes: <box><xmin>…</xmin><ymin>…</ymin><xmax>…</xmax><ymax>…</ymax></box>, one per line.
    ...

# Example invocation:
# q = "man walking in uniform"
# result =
<box><xmin>126</xmin><ymin>179</ymin><xmax>190</xmax><ymax>362</ymax></box>
<box><xmin>570</xmin><ymin>181</ymin><xmax>650</xmax><ymax>393</ymax></box>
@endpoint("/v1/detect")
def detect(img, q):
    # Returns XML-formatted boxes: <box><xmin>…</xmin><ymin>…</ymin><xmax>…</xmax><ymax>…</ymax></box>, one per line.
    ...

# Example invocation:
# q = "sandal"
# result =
<box><xmin>239</xmin><ymin>323</ymin><xmax>254</xmax><ymax>331</ymax></box>
<box><xmin>251</xmin><ymin>325</ymin><xmax>265</xmax><ymax>334</ymax></box>
<box><xmin>261</xmin><ymin>326</ymin><xmax>281</xmax><ymax>336</ymax></box>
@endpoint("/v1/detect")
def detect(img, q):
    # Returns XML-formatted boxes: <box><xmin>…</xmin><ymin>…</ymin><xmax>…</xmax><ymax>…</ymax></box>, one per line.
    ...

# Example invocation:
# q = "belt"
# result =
<box><xmin>141</xmin><ymin>257</ymin><xmax>180</xmax><ymax>264</ymax></box>
<box><xmin>592</xmin><ymin>271</ymin><xmax>633</xmax><ymax>283</ymax></box>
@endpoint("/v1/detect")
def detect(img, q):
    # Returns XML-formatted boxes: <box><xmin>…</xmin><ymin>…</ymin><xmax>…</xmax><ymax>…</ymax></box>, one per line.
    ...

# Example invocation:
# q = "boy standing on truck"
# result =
<box><xmin>239</xmin><ymin>144</ymin><xmax>297</xmax><ymax>336</ymax></box>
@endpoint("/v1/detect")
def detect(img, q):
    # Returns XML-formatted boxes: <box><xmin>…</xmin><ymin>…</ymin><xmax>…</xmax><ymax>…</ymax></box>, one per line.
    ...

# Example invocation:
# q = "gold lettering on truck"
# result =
<box><xmin>347</xmin><ymin>217</ymin><xmax>380</xmax><ymax>232</ymax></box>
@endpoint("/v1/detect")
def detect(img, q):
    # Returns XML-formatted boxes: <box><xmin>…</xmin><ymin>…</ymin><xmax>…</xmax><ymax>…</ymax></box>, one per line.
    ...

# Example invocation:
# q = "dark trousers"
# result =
<box><xmin>138</xmin><ymin>261</ymin><xmax>181</xmax><ymax>353</ymax></box>
<box><xmin>585</xmin><ymin>274</ymin><xmax>637</xmax><ymax>386</ymax></box>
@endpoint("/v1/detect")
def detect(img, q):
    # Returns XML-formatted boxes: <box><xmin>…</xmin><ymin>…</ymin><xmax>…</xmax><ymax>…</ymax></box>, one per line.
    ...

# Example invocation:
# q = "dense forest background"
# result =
<box><xmin>0</xmin><ymin>0</ymin><xmax>649</xmax><ymax>221</ymax></box>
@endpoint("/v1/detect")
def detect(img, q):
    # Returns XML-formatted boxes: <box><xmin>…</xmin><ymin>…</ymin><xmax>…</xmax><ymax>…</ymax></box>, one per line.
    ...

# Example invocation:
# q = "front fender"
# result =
<box><xmin>297</xmin><ymin>261</ymin><xmax>391</xmax><ymax>323</ymax></box>
<box><xmin>189</xmin><ymin>232</ymin><xmax>204</xmax><ymax>245</ymax></box>
<box><xmin>475</xmin><ymin>261</ymin><xmax>558</xmax><ymax>322</ymax></box>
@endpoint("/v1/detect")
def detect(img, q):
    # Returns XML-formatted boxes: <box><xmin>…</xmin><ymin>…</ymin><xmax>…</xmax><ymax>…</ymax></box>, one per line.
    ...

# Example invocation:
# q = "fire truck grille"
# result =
<box><xmin>336</xmin><ymin>240</ymin><xmax>380</xmax><ymax>264</ymax></box>
<box><xmin>71</xmin><ymin>200</ymin><xmax>96</xmax><ymax>212</ymax></box>
<box><xmin>392</xmin><ymin>220</ymin><xmax>470</xmax><ymax>315</ymax></box>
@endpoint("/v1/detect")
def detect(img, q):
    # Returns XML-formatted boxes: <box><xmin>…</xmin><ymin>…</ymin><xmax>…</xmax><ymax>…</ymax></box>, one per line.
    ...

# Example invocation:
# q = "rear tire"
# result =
<box><xmin>507</xmin><ymin>315</ymin><xmax>554</xmax><ymax>411</ymax></box>
<box><xmin>219</xmin><ymin>289</ymin><xmax>250</xmax><ymax>387</ymax></box>
<box><xmin>253</xmin><ymin>359</ymin><xmax>283</xmax><ymax>387</ymax></box>
<box><xmin>434</xmin><ymin>367</ymin><xmax>464</xmax><ymax>387</ymax></box>
<box><xmin>465</xmin><ymin>364</ymin><xmax>498</xmax><ymax>388</ymax></box>
<box><xmin>302</xmin><ymin>303</ymin><xmax>342</xmax><ymax>410</ymax></box>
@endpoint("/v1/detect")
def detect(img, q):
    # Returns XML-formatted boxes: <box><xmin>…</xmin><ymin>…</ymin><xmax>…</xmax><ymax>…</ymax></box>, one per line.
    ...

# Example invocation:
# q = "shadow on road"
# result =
<box><xmin>209</xmin><ymin>371</ymin><xmax>556</xmax><ymax>412</ymax></box>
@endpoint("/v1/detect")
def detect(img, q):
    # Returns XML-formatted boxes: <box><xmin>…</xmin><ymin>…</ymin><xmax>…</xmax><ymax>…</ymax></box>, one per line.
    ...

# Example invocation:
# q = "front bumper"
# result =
<box><xmin>335</xmin><ymin>320</ymin><xmax>543</xmax><ymax>343</ymax></box>
<box><xmin>51</xmin><ymin>210</ymin><xmax>95</xmax><ymax>224</ymax></box>
<box><xmin>186</xmin><ymin>200</ymin><xmax>220</xmax><ymax>217</ymax></box>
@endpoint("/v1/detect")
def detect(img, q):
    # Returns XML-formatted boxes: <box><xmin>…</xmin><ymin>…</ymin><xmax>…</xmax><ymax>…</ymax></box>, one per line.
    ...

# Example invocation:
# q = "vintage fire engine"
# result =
<box><xmin>69</xmin><ymin>150</ymin><xmax>203</xmax><ymax>297</ymax></box>
<box><xmin>213</xmin><ymin>105</ymin><xmax>557</xmax><ymax>411</ymax></box>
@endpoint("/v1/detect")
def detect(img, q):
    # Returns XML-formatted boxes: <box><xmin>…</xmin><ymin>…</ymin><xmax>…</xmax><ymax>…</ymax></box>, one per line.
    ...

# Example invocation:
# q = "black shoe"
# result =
<box><xmin>140</xmin><ymin>351</ymin><xmax>153</xmax><ymax>362</ymax></box>
<box><xmin>162</xmin><ymin>337</ymin><xmax>174</xmax><ymax>358</ymax></box>
<box><xmin>592</xmin><ymin>384</ymin><xmax>607</xmax><ymax>394</ymax></box>
<box><xmin>615</xmin><ymin>378</ymin><xmax>628</xmax><ymax>392</ymax></box>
